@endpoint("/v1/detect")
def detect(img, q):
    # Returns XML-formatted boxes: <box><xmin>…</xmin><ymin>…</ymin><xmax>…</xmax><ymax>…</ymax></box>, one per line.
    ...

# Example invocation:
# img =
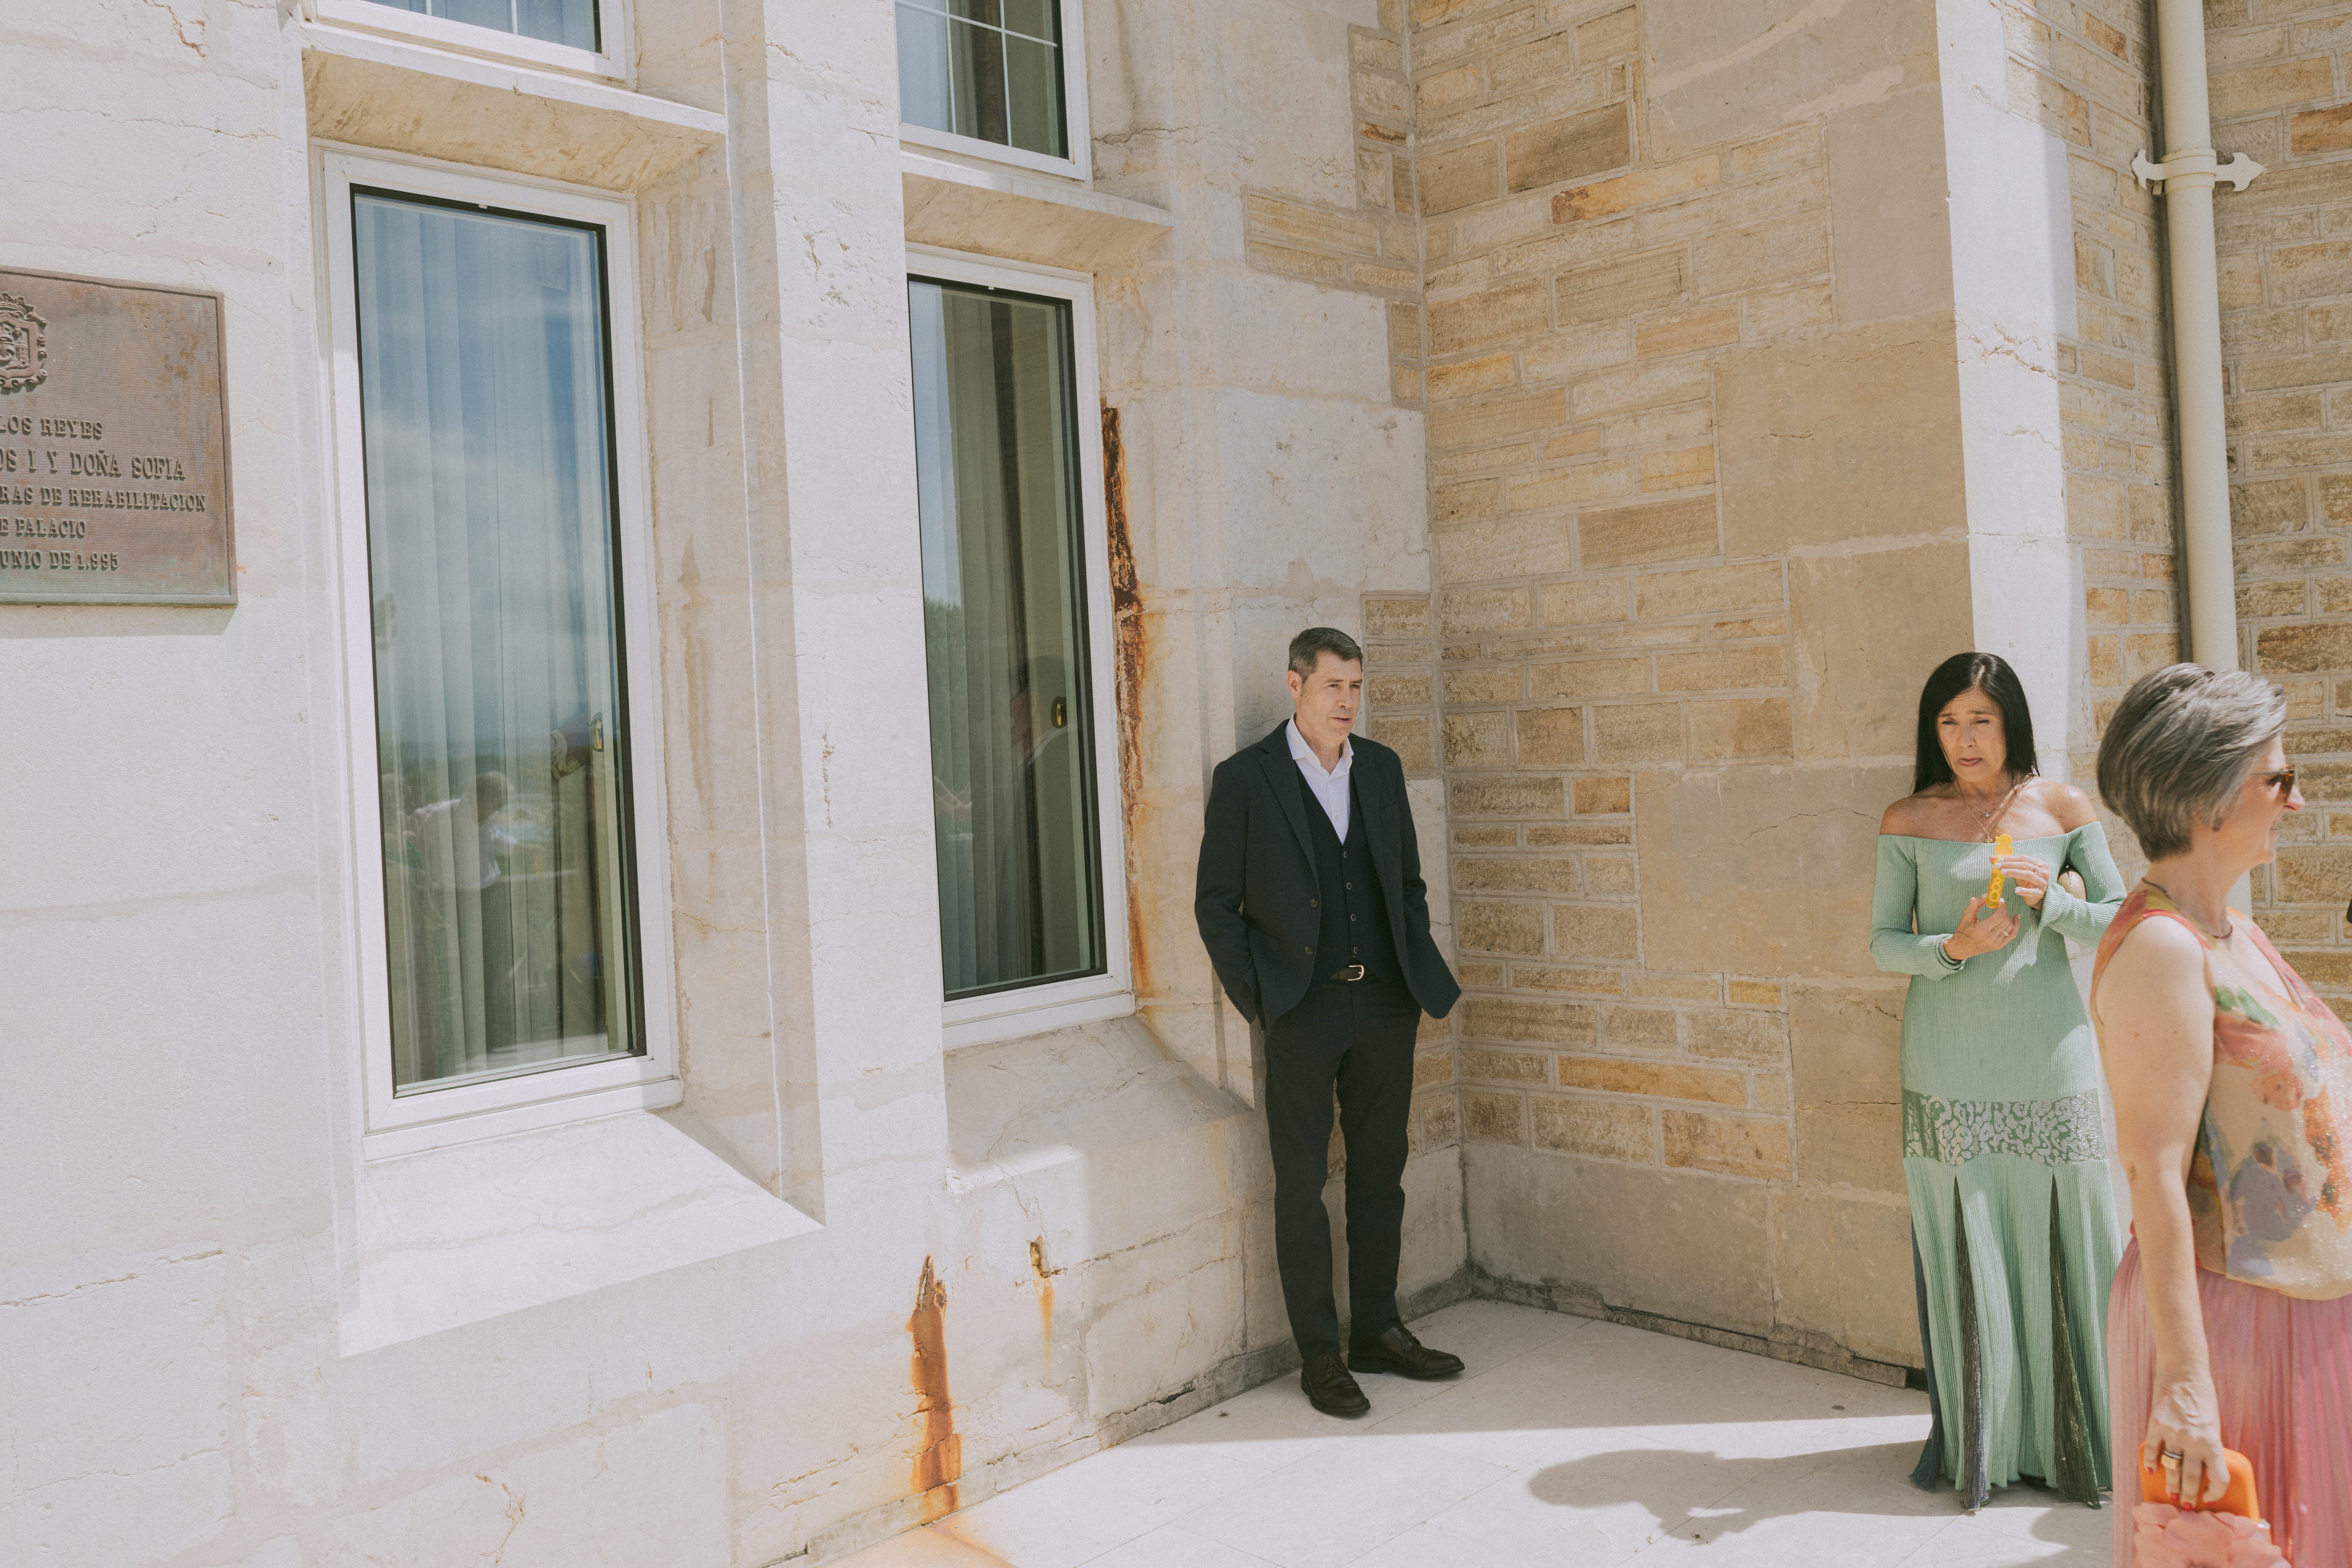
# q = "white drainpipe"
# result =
<box><xmin>2136</xmin><ymin>0</ymin><xmax>2264</xmax><ymax>673</ymax></box>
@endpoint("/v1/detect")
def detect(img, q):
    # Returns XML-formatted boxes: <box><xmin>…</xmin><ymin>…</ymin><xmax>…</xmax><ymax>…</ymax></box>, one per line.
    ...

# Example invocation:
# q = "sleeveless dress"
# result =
<box><xmin>1871</xmin><ymin>826</ymin><xmax>2127</xmax><ymax>1508</ymax></box>
<box><xmin>2096</xmin><ymin>885</ymin><xmax>2352</xmax><ymax>1567</ymax></box>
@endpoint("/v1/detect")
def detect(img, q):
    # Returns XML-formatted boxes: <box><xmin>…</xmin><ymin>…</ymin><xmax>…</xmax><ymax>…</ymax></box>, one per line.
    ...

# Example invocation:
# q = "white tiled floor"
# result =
<box><xmin>831</xmin><ymin>1300</ymin><xmax>2113</xmax><ymax>1568</ymax></box>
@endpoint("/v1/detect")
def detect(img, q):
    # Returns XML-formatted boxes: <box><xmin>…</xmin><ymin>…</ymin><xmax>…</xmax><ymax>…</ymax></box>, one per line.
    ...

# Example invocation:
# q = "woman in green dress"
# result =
<box><xmin>1872</xmin><ymin>651</ymin><xmax>2128</xmax><ymax>1511</ymax></box>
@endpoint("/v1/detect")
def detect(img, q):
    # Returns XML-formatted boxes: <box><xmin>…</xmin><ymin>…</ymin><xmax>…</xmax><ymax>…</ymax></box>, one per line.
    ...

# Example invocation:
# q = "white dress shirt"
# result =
<box><xmin>1287</xmin><ymin>718</ymin><xmax>1353</xmax><ymax>839</ymax></box>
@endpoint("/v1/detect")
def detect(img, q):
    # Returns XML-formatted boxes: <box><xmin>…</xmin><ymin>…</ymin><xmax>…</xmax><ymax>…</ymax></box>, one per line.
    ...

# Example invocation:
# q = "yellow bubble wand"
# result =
<box><xmin>1985</xmin><ymin>833</ymin><xmax>2013</xmax><ymax>910</ymax></box>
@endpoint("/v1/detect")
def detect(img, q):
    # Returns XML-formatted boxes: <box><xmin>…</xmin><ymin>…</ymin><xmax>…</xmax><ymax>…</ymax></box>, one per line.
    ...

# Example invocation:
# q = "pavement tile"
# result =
<box><xmin>932</xmin><ymin>1439</ymin><xmax>1266</xmax><ymax>1568</ymax></box>
<box><xmin>831</xmin><ymin>1304</ymin><xmax>2109</xmax><ymax>1568</ymax></box>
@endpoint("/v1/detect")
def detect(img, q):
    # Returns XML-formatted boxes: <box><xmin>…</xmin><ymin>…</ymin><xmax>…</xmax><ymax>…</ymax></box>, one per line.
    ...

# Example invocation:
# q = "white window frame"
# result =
<box><xmin>317</xmin><ymin>146</ymin><xmax>680</xmax><ymax>1158</ymax></box>
<box><xmin>896</xmin><ymin>0</ymin><xmax>1092</xmax><ymax>184</ymax></box>
<box><xmin>310</xmin><ymin>0</ymin><xmax>632</xmax><ymax>84</ymax></box>
<box><xmin>910</xmin><ymin>247</ymin><xmax>1131</xmax><ymax>1049</ymax></box>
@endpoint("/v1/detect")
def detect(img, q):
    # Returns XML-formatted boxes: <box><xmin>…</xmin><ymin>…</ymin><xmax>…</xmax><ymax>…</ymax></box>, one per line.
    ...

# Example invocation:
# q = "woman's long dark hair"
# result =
<box><xmin>1913</xmin><ymin>651</ymin><xmax>2038</xmax><ymax>793</ymax></box>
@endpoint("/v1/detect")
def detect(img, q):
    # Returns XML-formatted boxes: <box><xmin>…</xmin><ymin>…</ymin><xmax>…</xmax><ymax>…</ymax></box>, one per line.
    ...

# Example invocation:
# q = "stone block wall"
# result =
<box><xmin>1255</xmin><ymin>0</ymin><xmax>2189</xmax><ymax>1382</ymax></box>
<box><xmin>1357</xmin><ymin>591</ymin><xmax>1470</xmax><ymax>1160</ymax></box>
<box><xmin>2206</xmin><ymin>1</ymin><xmax>2352</xmax><ymax>1003</ymax></box>
<box><xmin>2007</xmin><ymin>0</ymin><xmax>2182</xmax><ymax>779</ymax></box>
<box><xmin>1239</xmin><ymin>0</ymin><xmax>1429</xmax><ymax>405</ymax></box>
<box><xmin>1397</xmin><ymin>0</ymin><xmax>1934</xmax><ymax>1379</ymax></box>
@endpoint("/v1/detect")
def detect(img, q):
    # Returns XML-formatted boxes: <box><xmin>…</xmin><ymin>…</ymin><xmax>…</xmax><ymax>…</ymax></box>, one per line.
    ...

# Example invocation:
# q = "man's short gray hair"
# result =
<box><xmin>1288</xmin><ymin>626</ymin><xmax>1363</xmax><ymax>678</ymax></box>
<box><xmin>2096</xmin><ymin>663</ymin><xmax>2288</xmax><ymax>860</ymax></box>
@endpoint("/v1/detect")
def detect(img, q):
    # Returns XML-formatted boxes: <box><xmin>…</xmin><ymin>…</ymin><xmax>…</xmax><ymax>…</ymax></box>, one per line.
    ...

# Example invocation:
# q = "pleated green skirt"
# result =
<box><xmin>1904</xmin><ymin>1120</ymin><xmax>2122</xmax><ymax>1507</ymax></box>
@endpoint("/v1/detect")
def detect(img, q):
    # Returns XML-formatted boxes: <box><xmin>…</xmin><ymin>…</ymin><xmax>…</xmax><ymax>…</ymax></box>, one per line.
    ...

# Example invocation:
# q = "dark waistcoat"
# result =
<box><xmin>1298</xmin><ymin>766</ymin><xmax>1399</xmax><ymax>980</ymax></box>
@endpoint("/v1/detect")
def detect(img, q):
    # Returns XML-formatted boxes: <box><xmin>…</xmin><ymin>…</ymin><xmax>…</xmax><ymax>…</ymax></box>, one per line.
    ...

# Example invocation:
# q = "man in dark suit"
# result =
<box><xmin>1195</xmin><ymin>627</ymin><xmax>1465</xmax><ymax>1416</ymax></box>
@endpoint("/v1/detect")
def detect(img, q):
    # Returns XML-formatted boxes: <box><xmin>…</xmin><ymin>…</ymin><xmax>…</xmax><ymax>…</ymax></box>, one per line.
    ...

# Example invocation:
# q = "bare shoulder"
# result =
<box><xmin>2029</xmin><ymin>777</ymin><xmax>2100</xmax><ymax>832</ymax></box>
<box><xmin>1879</xmin><ymin>793</ymin><xmax>1938</xmax><ymax>835</ymax></box>
<box><xmin>2110</xmin><ymin>908</ymin><xmax>2205</xmax><ymax>964</ymax></box>
<box><xmin>2094</xmin><ymin>909</ymin><xmax>2214</xmax><ymax>1036</ymax></box>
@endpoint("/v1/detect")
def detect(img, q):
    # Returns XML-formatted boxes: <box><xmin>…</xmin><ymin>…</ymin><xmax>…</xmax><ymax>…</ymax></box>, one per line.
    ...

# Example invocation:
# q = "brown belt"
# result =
<box><xmin>1328</xmin><ymin>963</ymin><xmax>1370</xmax><ymax>983</ymax></box>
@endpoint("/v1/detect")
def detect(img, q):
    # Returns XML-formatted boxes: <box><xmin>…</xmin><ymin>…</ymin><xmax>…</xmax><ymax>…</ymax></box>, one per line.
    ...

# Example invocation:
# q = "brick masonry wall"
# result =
<box><xmin>2209</xmin><ymin>0</ymin><xmax>2352</xmax><ymax>998</ymax></box>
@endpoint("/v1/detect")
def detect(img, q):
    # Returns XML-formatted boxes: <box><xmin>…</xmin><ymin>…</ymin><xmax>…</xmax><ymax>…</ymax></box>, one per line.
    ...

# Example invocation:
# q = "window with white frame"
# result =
<box><xmin>321</xmin><ymin>149</ymin><xmax>676</xmax><ymax>1151</ymax></box>
<box><xmin>313</xmin><ymin>0</ymin><xmax>624</xmax><ymax>80</ymax></box>
<box><xmin>897</xmin><ymin>0</ymin><xmax>1087</xmax><ymax>178</ymax></box>
<box><xmin>908</xmin><ymin>254</ymin><xmax>1126</xmax><ymax>1043</ymax></box>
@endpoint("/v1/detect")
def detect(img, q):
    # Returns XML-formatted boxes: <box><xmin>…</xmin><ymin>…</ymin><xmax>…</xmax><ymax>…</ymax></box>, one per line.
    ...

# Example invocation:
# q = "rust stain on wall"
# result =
<box><xmin>907</xmin><ymin>1256</ymin><xmax>961</xmax><ymax>1522</ymax></box>
<box><xmin>1029</xmin><ymin>1237</ymin><xmax>1056</xmax><ymax>1380</ymax></box>
<box><xmin>1101</xmin><ymin>402</ymin><xmax>1153</xmax><ymax>999</ymax></box>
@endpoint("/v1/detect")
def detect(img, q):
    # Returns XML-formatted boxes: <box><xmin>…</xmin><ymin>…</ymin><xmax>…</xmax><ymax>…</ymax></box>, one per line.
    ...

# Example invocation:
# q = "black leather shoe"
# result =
<box><xmin>1300</xmin><ymin>1350</ymin><xmax>1371</xmax><ymax>1416</ymax></box>
<box><xmin>1348</xmin><ymin>1323</ymin><xmax>1465</xmax><ymax>1379</ymax></box>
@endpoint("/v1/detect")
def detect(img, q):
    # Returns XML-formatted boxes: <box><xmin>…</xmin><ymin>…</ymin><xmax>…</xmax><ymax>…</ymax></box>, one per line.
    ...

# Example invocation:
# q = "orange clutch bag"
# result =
<box><xmin>2140</xmin><ymin>1448</ymin><xmax>2261</xmax><ymax>1520</ymax></box>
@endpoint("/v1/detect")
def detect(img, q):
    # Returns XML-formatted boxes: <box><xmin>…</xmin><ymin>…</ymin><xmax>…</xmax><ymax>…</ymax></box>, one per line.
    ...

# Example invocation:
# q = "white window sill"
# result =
<box><xmin>901</xmin><ymin>123</ymin><xmax>1086</xmax><ymax>183</ymax></box>
<box><xmin>301</xmin><ymin>21</ymin><xmax>726</xmax><ymax>191</ymax></box>
<box><xmin>901</xmin><ymin>149</ymin><xmax>1171</xmax><ymax>271</ymax></box>
<box><xmin>309</xmin><ymin>0</ymin><xmax>624</xmax><ymax>83</ymax></box>
<box><xmin>339</xmin><ymin>1105</ymin><xmax>818</xmax><ymax>1356</ymax></box>
<box><xmin>361</xmin><ymin>1070</ymin><xmax>683</xmax><ymax>1159</ymax></box>
<box><xmin>943</xmin><ymin>981</ymin><xmax>1136</xmax><ymax>1050</ymax></box>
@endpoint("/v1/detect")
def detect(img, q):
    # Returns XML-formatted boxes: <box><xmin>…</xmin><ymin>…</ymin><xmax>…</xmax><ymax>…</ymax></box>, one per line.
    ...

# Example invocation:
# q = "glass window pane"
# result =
<box><xmin>363</xmin><ymin>0</ymin><xmax>598</xmax><ymax>52</ymax></box>
<box><xmin>353</xmin><ymin>192</ymin><xmax>642</xmax><ymax>1092</ymax></box>
<box><xmin>909</xmin><ymin>279</ymin><xmax>1104</xmax><ymax>999</ymax></box>
<box><xmin>946</xmin><ymin>16</ymin><xmax>1009</xmax><ymax>146</ymax></box>
<box><xmin>899</xmin><ymin>0</ymin><xmax>1067</xmax><ymax>161</ymax></box>
<box><xmin>896</xmin><ymin>2</ymin><xmax>953</xmax><ymax>136</ymax></box>
<box><xmin>435</xmin><ymin>0</ymin><xmax>512</xmax><ymax>30</ymax></box>
<box><xmin>1000</xmin><ymin>0</ymin><xmax>1054</xmax><ymax>41</ymax></box>
<box><xmin>515</xmin><ymin>0</ymin><xmax>595</xmax><ymax>49</ymax></box>
<box><xmin>1004</xmin><ymin>36</ymin><xmax>1065</xmax><ymax>159</ymax></box>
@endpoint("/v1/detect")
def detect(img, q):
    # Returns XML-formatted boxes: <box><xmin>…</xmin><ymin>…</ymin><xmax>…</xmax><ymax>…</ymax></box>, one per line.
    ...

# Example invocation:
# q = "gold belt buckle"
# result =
<box><xmin>1336</xmin><ymin>963</ymin><xmax>1367</xmax><ymax>983</ymax></box>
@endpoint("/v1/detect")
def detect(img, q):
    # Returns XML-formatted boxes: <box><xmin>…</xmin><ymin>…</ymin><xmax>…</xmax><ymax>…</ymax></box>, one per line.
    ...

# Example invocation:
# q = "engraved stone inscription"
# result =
<box><xmin>0</xmin><ymin>269</ymin><xmax>233</xmax><ymax>604</ymax></box>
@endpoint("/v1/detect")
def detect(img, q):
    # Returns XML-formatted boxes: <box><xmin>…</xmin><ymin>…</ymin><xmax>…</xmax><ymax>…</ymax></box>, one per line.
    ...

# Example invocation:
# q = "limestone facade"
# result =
<box><xmin>9</xmin><ymin>0</ymin><xmax>2351</xmax><ymax>1565</ymax></box>
<box><xmin>2206</xmin><ymin>1</ymin><xmax>2352</xmax><ymax>998</ymax></box>
<box><xmin>5</xmin><ymin>3</ymin><xmax>1455</xmax><ymax>1565</ymax></box>
<box><xmin>1283</xmin><ymin>0</ymin><xmax>2149</xmax><ymax>1382</ymax></box>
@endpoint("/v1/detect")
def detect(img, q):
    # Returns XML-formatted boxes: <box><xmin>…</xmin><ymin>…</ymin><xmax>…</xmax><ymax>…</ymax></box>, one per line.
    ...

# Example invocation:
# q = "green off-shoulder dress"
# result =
<box><xmin>1869</xmin><ymin>826</ymin><xmax>2127</xmax><ymax>1510</ymax></box>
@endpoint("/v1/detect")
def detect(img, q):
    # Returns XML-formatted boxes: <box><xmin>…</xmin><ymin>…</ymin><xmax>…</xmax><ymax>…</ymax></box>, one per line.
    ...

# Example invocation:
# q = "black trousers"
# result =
<box><xmin>1264</xmin><ymin>975</ymin><xmax>1423</xmax><ymax>1359</ymax></box>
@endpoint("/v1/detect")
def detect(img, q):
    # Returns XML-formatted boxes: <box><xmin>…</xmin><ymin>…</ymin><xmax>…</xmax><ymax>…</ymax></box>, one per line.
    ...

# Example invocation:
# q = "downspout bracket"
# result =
<box><xmin>2133</xmin><ymin>147</ymin><xmax>2265</xmax><ymax>193</ymax></box>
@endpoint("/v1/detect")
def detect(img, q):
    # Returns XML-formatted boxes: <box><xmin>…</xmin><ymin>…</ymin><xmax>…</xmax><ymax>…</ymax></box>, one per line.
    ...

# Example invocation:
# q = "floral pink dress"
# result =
<box><xmin>2095</xmin><ymin>885</ymin><xmax>2352</xmax><ymax>1566</ymax></box>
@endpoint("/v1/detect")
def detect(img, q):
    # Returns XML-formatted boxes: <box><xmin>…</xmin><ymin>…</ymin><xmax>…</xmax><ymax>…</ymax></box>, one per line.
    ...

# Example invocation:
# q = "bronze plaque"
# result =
<box><xmin>0</xmin><ymin>268</ymin><xmax>233</xmax><ymax>605</ymax></box>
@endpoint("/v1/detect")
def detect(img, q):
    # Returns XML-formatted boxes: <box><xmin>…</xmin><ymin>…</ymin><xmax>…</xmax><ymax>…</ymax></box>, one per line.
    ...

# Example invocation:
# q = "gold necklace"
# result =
<box><xmin>1955</xmin><ymin>776</ymin><xmax>2023</xmax><ymax>843</ymax></box>
<box><xmin>2140</xmin><ymin>879</ymin><xmax>2233</xmax><ymax>943</ymax></box>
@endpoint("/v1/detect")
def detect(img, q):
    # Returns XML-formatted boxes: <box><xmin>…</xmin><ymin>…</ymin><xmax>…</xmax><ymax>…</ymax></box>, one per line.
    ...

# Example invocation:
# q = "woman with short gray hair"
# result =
<box><xmin>2093</xmin><ymin>664</ymin><xmax>2351</xmax><ymax>1564</ymax></box>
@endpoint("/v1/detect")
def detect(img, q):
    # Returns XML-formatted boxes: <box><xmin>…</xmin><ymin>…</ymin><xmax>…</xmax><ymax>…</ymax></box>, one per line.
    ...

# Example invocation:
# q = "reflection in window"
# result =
<box><xmin>897</xmin><ymin>0</ymin><xmax>1068</xmax><ymax>161</ymax></box>
<box><xmin>354</xmin><ymin>191</ymin><xmax>640</xmax><ymax>1091</ymax></box>
<box><xmin>909</xmin><ymin>278</ymin><xmax>1103</xmax><ymax>998</ymax></box>
<box><xmin>362</xmin><ymin>0</ymin><xmax>596</xmax><ymax>52</ymax></box>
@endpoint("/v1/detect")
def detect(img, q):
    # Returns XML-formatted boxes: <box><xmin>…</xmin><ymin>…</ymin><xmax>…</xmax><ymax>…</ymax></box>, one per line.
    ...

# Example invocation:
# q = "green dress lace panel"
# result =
<box><xmin>1902</xmin><ymin>1089</ymin><xmax>2109</xmax><ymax>1168</ymax></box>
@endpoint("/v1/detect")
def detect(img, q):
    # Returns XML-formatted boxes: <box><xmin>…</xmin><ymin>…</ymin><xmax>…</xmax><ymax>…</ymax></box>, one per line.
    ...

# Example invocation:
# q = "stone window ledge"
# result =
<box><xmin>945</xmin><ymin>1014</ymin><xmax>1243</xmax><ymax>1195</ymax></box>
<box><xmin>903</xmin><ymin>149</ymin><xmax>1172</xmax><ymax>272</ymax></box>
<box><xmin>339</xmin><ymin>1106</ymin><xmax>816</xmax><ymax>1356</ymax></box>
<box><xmin>301</xmin><ymin>21</ymin><xmax>726</xmax><ymax>191</ymax></box>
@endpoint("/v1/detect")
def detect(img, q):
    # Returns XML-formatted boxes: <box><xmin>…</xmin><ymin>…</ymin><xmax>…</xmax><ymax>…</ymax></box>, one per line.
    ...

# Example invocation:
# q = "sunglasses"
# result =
<box><xmin>2261</xmin><ymin>767</ymin><xmax>2298</xmax><ymax>798</ymax></box>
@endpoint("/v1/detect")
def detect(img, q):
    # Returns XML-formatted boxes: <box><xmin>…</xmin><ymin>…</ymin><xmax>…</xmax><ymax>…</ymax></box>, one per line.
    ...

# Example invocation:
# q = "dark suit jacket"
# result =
<box><xmin>1194</xmin><ymin>722</ymin><xmax>1461</xmax><ymax>1026</ymax></box>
